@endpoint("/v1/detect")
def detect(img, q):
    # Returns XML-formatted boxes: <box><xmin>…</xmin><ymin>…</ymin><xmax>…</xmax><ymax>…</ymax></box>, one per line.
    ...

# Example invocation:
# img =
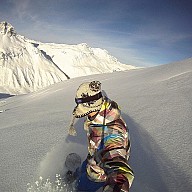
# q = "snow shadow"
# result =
<box><xmin>123</xmin><ymin>114</ymin><xmax>192</xmax><ymax>192</ymax></box>
<box><xmin>0</xmin><ymin>93</ymin><xmax>14</xmax><ymax>99</ymax></box>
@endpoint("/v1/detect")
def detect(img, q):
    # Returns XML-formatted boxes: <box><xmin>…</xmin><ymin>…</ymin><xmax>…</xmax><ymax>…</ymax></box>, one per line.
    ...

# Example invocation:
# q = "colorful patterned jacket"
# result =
<box><xmin>84</xmin><ymin>97</ymin><xmax>134</xmax><ymax>192</ymax></box>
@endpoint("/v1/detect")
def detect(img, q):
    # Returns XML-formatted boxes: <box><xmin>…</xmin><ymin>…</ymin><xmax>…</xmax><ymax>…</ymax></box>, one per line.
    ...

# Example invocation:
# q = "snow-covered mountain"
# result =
<box><xmin>0</xmin><ymin>21</ymin><xmax>137</xmax><ymax>94</ymax></box>
<box><xmin>0</xmin><ymin>58</ymin><xmax>192</xmax><ymax>191</ymax></box>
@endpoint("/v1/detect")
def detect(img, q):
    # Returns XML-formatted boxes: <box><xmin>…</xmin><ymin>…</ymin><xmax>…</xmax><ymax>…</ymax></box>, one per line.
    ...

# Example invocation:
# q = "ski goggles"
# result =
<box><xmin>75</xmin><ymin>92</ymin><xmax>102</xmax><ymax>104</ymax></box>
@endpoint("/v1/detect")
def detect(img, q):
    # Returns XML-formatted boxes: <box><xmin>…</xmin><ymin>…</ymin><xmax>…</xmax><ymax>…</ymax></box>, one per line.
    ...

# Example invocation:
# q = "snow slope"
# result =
<box><xmin>0</xmin><ymin>58</ymin><xmax>192</xmax><ymax>192</ymax></box>
<box><xmin>0</xmin><ymin>21</ymin><xmax>137</xmax><ymax>95</ymax></box>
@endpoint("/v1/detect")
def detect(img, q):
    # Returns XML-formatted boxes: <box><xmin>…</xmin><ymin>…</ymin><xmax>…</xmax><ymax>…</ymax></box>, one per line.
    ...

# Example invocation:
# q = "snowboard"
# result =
<box><xmin>64</xmin><ymin>153</ymin><xmax>81</xmax><ymax>184</ymax></box>
<box><xmin>63</xmin><ymin>153</ymin><xmax>103</xmax><ymax>192</ymax></box>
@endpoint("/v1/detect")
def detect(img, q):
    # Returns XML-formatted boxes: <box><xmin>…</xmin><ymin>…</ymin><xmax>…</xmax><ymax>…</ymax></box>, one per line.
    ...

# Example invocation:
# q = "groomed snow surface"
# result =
<box><xmin>0</xmin><ymin>58</ymin><xmax>192</xmax><ymax>192</ymax></box>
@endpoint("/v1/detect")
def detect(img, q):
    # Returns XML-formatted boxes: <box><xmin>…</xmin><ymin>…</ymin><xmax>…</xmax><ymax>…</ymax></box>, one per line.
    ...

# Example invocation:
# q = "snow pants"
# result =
<box><xmin>76</xmin><ymin>159</ymin><xmax>105</xmax><ymax>192</ymax></box>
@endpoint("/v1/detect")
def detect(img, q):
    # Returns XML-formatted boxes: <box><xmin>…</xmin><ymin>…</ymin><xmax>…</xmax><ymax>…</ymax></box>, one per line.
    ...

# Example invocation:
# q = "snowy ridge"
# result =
<box><xmin>0</xmin><ymin>21</ymin><xmax>137</xmax><ymax>95</ymax></box>
<box><xmin>0</xmin><ymin>58</ymin><xmax>192</xmax><ymax>191</ymax></box>
<box><xmin>36</xmin><ymin>42</ymin><xmax>136</xmax><ymax>79</ymax></box>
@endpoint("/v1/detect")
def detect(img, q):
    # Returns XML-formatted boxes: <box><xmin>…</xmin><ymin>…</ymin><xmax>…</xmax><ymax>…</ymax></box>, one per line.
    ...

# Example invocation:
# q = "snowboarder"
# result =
<box><xmin>68</xmin><ymin>81</ymin><xmax>134</xmax><ymax>192</ymax></box>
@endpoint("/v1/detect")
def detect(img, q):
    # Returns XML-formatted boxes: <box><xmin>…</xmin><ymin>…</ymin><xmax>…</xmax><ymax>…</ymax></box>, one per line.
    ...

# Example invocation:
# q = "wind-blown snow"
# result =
<box><xmin>0</xmin><ymin>21</ymin><xmax>137</xmax><ymax>95</ymax></box>
<box><xmin>0</xmin><ymin>57</ymin><xmax>192</xmax><ymax>191</ymax></box>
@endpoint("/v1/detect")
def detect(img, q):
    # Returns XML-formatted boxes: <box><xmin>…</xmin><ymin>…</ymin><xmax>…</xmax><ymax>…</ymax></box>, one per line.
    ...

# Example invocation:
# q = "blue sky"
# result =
<box><xmin>0</xmin><ymin>0</ymin><xmax>192</xmax><ymax>66</ymax></box>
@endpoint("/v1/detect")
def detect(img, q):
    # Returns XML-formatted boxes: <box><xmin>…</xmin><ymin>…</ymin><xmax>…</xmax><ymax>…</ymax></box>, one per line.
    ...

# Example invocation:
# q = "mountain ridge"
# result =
<box><xmin>0</xmin><ymin>21</ymin><xmax>137</xmax><ymax>95</ymax></box>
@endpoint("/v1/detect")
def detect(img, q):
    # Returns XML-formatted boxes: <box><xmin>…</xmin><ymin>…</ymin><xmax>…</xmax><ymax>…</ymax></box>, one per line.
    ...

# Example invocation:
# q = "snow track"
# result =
<box><xmin>1</xmin><ymin>58</ymin><xmax>192</xmax><ymax>191</ymax></box>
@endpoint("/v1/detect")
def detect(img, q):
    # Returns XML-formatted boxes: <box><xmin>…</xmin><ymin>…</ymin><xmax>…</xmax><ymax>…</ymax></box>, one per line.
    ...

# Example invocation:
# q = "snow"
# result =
<box><xmin>0</xmin><ymin>21</ymin><xmax>137</xmax><ymax>95</ymax></box>
<box><xmin>0</xmin><ymin>57</ymin><xmax>192</xmax><ymax>191</ymax></box>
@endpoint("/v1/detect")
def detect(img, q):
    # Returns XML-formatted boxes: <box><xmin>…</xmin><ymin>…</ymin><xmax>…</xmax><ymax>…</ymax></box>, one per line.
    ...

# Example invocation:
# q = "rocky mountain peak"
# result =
<box><xmin>0</xmin><ymin>21</ymin><xmax>16</xmax><ymax>37</ymax></box>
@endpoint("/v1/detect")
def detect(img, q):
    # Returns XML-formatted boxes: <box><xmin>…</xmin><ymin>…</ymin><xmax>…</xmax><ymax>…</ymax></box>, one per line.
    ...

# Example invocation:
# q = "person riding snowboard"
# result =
<box><xmin>68</xmin><ymin>81</ymin><xmax>134</xmax><ymax>192</ymax></box>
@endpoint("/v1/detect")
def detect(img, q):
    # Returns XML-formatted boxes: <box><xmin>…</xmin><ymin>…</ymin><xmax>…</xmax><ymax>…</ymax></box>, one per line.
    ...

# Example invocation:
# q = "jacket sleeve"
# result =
<box><xmin>102</xmin><ymin>157</ymin><xmax>134</xmax><ymax>192</ymax></box>
<box><xmin>100</xmin><ymin>121</ymin><xmax>134</xmax><ymax>191</ymax></box>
